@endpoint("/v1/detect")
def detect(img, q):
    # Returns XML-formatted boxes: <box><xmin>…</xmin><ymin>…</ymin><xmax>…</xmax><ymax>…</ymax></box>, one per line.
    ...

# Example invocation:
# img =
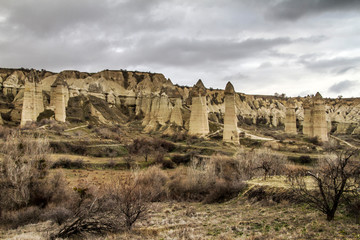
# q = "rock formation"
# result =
<box><xmin>312</xmin><ymin>92</ymin><xmax>328</xmax><ymax>141</ymax></box>
<box><xmin>284</xmin><ymin>99</ymin><xmax>297</xmax><ymax>134</ymax></box>
<box><xmin>189</xmin><ymin>80</ymin><xmax>209</xmax><ymax>136</ymax></box>
<box><xmin>1</xmin><ymin>68</ymin><xmax>359</xmax><ymax>136</ymax></box>
<box><xmin>20</xmin><ymin>70</ymin><xmax>44</xmax><ymax>126</ymax></box>
<box><xmin>50</xmin><ymin>73</ymin><xmax>69</xmax><ymax>122</ymax></box>
<box><xmin>302</xmin><ymin>93</ymin><xmax>328</xmax><ymax>142</ymax></box>
<box><xmin>170</xmin><ymin>98</ymin><xmax>183</xmax><ymax>126</ymax></box>
<box><xmin>302</xmin><ymin>98</ymin><xmax>312</xmax><ymax>136</ymax></box>
<box><xmin>223</xmin><ymin>82</ymin><xmax>239</xmax><ymax>144</ymax></box>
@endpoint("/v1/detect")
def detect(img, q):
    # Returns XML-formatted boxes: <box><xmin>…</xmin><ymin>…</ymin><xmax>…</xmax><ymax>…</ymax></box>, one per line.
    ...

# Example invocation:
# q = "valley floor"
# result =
<box><xmin>1</xmin><ymin>197</ymin><xmax>359</xmax><ymax>240</ymax></box>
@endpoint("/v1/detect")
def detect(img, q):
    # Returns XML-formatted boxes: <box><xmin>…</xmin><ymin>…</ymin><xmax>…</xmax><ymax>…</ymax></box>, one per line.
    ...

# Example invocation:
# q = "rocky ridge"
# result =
<box><xmin>0</xmin><ymin>68</ymin><xmax>359</xmax><ymax>135</ymax></box>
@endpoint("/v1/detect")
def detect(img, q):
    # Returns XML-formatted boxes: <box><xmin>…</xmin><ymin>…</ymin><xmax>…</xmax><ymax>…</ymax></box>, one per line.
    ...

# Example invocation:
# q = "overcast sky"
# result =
<box><xmin>0</xmin><ymin>0</ymin><xmax>359</xmax><ymax>97</ymax></box>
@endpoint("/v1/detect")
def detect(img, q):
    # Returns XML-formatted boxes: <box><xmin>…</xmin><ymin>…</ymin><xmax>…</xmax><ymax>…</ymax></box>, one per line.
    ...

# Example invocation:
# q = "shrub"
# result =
<box><xmin>305</xmin><ymin>136</ymin><xmax>322</xmax><ymax>146</ymax></box>
<box><xmin>136</xmin><ymin>165</ymin><xmax>169</xmax><ymax>201</ymax></box>
<box><xmin>171</xmin><ymin>154</ymin><xmax>192</xmax><ymax>165</ymax></box>
<box><xmin>40</xmin><ymin>206</ymin><xmax>73</xmax><ymax>225</ymax></box>
<box><xmin>288</xmin><ymin>155</ymin><xmax>316</xmax><ymax>165</ymax></box>
<box><xmin>0</xmin><ymin>133</ymin><xmax>72</xmax><ymax>228</ymax></box>
<box><xmin>289</xmin><ymin>148</ymin><xmax>360</xmax><ymax>221</ymax></box>
<box><xmin>161</xmin><ymin>159</ymin><xmax>176</xmax><ymax>169</ymax></box>
<box><xmin>168</xmin><ymin>157</ymin><xmax>247</xmax><ymax>203</ymax></box>
<box><xmin>52</xmin><ymin>158</ymin><xmax>85</xmax><ymax>169</ymax></box>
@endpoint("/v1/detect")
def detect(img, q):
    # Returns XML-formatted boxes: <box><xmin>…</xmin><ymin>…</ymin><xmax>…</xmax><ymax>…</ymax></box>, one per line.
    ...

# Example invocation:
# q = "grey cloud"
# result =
<box><xmin>1</xmin><ymin>0</ymin><xmax>168</xmax><ymax>38</ymax></box>
<box><xmin>328</xmin><ymin>80</ymin><xmax>359</xmax><ymax>93</ymax></box>
<box><xmin>266</xmin><ymin>0</ymin><xmax>360</xmax><ymax>21</ymax></box>
<box><xmin>258</xmin><ymin>62</ymin><xmax>272</xmax><ymax>69</ymax></box>
<box><xmin>122</xmin><ymin>37</ymin><xmax>292</xmax><ymax>67</ymax></box>
<box><xmin>300</xmin><ymin>56</ymin><xmax>360</xmax><ymax>74</ymax></box>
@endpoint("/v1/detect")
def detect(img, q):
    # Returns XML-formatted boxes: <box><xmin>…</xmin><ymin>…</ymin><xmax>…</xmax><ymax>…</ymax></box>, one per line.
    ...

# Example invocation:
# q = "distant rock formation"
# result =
<box><xmin>189</xmin><ymin>80</ymin><xmax>209</xmax><ymax>136</ymax></box>
<box><xmin>1</xmin><ymin>68</ymin><xmax>359</xmax><ymax>136</ymax></box>
<box><xmin>170</xmin><ymin>98</ymin><xmax>183</xmax><ymax>126</ymax></box>
<box><xmin>284</xmin><ymin>99</ymin><xmax>297</xmax><ymax>134</ymax></box>
<box><xmin>20</xmin><ymin>70</ymin><xmax>44</xmax><ymax>126</ymax></box>
<box><xmin>302</xmin><ymin>93</ymin><xmax>328</xmax><ymax>142</ymax></box>
<box><xmin>50</xmin><ymin>73</ymin><xmax>69</xmax><ymax>122</ymax></box>
<box><xmin>312</xmin><ymin>93</ymin><xmax>328</xmax><ymax>142</ymax></box>
<box><xmin>223</xmin><ymin>82</ymin><xmax>239</xmax><ymax>144</ymax></box>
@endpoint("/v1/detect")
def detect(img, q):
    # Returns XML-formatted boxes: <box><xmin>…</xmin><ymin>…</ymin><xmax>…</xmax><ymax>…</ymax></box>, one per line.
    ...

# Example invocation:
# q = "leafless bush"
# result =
<box><xmin>235</xmin><ymin>148</ymin><xmax>287</xmax><ymax>180</ymax></box>
<box><xmin>53</xmin><ymin>190</ymin><xmax>120</xmax><ymax>239</ymax></box>
<box><xmin>54</xmin><ymin>170</ymin><xmax>158</xmax><ymax>238</ymax></box>
<box><xmin>168</xmin><ymin>157</ymin><xmax>247</xmax><ymax>202</ymax></box>
<box><xmin>136</xmin><ymin>165</ymin><xmax>169</xmax><ymax>201</ymax></box>
<box><xmin>288</xmin><ymin>148</ymin><xmax>360</xmax><ymax>221</ymax></box>
<box><xmin>0</xmin><ymin>132</ymin><xmax>50</xmax><ymax>210</ymax></box>
<box><xmin>0</xmin><ymin>133</ymin><xmax>72</xmax><ymax>229</ymax></box>
<box><xmin>106</xmin><ymin>174</ymin><xmax>154</xmax><ymax>230</ymax></box>
<box><xmin>0</xmin><ymin>125</ymin><xmax>12</xmax><ymax>139</ymax></box>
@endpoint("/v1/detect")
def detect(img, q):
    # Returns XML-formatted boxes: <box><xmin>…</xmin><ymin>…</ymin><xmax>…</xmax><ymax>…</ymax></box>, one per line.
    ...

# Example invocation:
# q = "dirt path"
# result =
<box><xmin>64</xmin><ymin>124</ymin><xmax>89</xmax><ymax>132</ymax></box>
<box><xmin>330</xmin><ymin>135</ymin><xmax>358</xmax><ymax>148</ymax></box>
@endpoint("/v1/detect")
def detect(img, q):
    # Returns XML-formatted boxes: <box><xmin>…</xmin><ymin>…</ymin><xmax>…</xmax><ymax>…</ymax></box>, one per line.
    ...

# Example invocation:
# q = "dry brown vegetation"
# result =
<box><xmin>1</xmin><ymin>130</ymin><xmax>360</xmax><ymax>239</ymax></box>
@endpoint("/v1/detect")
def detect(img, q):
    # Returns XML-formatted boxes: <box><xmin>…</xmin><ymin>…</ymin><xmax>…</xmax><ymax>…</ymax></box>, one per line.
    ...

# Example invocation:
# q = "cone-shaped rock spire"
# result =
<box><xmin>223</xmin><ymin>82</ymin><xmax>239</xmax><ymax>144</ymax></box>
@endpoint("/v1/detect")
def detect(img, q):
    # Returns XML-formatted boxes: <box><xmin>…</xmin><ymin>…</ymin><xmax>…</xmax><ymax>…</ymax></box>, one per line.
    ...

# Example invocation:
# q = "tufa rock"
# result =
<box><xmin>223</xmin><ymin>82</ymin><xmax>239</xmax><ymax>144</ymax></box>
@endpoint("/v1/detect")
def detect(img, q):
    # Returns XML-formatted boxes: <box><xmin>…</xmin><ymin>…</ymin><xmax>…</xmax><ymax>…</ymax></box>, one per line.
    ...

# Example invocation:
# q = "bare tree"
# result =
<box><xmin>235</xmin><ymin>148</ymin><xmax>286</xmax><ymax>180</ymax></box>
<box><xmin>288</xmin><ymin>148</ymin><xmax>360</xmax><ymax>221</ymax></box>
<box><xmin>0</xmin><ymin>132</ymin><xmax>50</xmax><ymax>210</ymax></box>
<box><xmin>107</xmin><ymin>174</ymin><xmax>153</xmax><ymax>230</ymax></box>
<box><xmin>53</xmin><ymin>190</ymin><xmax>119</xmax><ymax>239</ymax></box>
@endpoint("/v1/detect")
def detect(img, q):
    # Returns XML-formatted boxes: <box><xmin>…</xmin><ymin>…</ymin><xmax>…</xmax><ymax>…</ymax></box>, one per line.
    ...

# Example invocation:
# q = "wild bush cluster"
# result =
<box><xmin>1</xmin><ymin>131</ymin><xmax>359</xmax><ymax>239</ymax></box>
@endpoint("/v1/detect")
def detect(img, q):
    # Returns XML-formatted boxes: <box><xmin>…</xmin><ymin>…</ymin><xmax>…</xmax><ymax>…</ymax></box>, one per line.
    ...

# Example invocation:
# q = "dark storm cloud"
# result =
<box><xmin>267</xmin><ymin>0</ymin><xmax>360</xmax><ymax>21</ymax></box>
<box><xmin>328</xmin><ymin>80</ymin><xmax>359</xmax><ymax>93</ymax></box>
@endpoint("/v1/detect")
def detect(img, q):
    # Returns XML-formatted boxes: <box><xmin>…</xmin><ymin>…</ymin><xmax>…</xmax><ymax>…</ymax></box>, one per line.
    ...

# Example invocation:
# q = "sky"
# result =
<box><xmin>0</xmin><ymin>0</ymin><xmax>359</xmax><ymax>98</ymax></box>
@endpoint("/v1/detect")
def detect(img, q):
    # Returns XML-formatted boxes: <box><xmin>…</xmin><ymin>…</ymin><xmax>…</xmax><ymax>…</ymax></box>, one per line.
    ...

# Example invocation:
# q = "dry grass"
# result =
<box><xmin>2</xmin><ymin>199</ymin><xmax>359</xmax><ymax>239</ymax></box>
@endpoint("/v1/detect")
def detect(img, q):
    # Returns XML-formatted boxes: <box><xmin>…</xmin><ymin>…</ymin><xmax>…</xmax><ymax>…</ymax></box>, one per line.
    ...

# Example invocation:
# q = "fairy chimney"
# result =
<box><xmin>284</xmin><ymin>99</ymin><xmax>297</xmax><ymax>134</ymax></box>
<box><xmin>50</xmin><ymin>73</ymin><xmax>69</xmax><ymax>122</ymax></box>
<box><xmin>20</xmin><ymin>69</ymin><xmax>44</xmax><ymax>126</ymax></box>
<box><xmin>223</xmin><ymin>82</ymin><xmax>239</xmax><ymax>144</ymax></box>
<box><xmin>189</xmin><ymin>79</ymin><xmax>209</xmax><ymax>136</ymax></box>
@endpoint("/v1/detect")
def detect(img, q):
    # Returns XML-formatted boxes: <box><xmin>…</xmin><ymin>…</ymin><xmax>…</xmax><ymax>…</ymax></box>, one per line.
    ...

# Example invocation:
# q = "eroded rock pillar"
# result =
<box><xmin>284</xmin><ymin>100</ymin><xmax>297</xmax><ymax>134</ymax></box>
<box><xmin>223</xmin><ymin>82</ymin><xmax>239</xmax><ymax>144</ymax></box>
<box><xmin>189</xmin><ymin>80</ymin><xmax>209</xmax><ymax>136</ymax></box>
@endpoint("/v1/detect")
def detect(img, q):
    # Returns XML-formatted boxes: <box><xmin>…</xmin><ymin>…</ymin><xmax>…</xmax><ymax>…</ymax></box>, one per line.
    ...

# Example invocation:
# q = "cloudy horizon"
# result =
<box><xmin>0</xmin><ymin>0</ymin><xmax>359</xmax><ymax>97</ymax></box>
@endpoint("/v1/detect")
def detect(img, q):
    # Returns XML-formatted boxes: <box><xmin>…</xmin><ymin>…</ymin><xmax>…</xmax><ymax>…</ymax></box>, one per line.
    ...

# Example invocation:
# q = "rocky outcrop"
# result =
<box><xmin>284</xmin><ymin>99</ymin><xmax>297</xmax><ymax>134</ymax></box>
<box><xmin>0</xmin><ymin>68</ymin><xmax>359</xmax><ymax>138</ymax></box>
<box><xmin>50</xmin><ymin>73</ymin><xmax>69</xmax><ymax>122</ymax></box>
<box><xmin>312</xmin><ymin>93</ymin><xmax>328</xmax><ymax>141</ymax></box>
<box><xmin>20</xmin><ymin>70</ymin><xmax>44</xmax><ymax>126</ymax></box>
<box><xmin>223</xmin><ymin>82</ymin><xmax>239</xmax><ymax>144</ymax></box>
<box><xmin>189</xmin><ymin>80</ymin><xmax>209</xmax><ymax>136</ymax></box>
<box><xmin>170</xmin><ymin>98</ymin><xmax>183</xmax><ymax>126</ymax></box>
<box><xmin>302</xmin><ymin>93</ymin><xmax>329</xmax><ymax>142</ymax></box>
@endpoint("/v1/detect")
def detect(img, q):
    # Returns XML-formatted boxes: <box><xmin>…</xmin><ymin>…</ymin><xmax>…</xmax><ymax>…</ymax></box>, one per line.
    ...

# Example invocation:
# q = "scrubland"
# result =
<box><xmin>0</xmin><ymin>123</ymin><xmax>359</xmax><ymax>239</ymax></box>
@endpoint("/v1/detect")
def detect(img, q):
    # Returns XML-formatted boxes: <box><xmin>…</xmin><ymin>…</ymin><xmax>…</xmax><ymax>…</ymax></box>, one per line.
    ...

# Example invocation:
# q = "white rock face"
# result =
<box><xmin>223</xmin><ymin>82</ymin><xmax>239</xmax><ymax>144</ymax></box>
<box><xmin>189</xmin><ymin>80</ymin><xmax>209</xmax><ymax>136</ymax></box>
<box><xmin>285</xmin><ymin>100</ymin><xmax>297</xmax><ymax>134</ymax></box>
<box><xmin>170</xmin><ymin>98</ymin><xmax>183</xmax><ymax>126</ymax></box>
<box><xmin>20</xmin><ymin>71</ymin><xmax>44</xmax><ymax>126</ymax></box>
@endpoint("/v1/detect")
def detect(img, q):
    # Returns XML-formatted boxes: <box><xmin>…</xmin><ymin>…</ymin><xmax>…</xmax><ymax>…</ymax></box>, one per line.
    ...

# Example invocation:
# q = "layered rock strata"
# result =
<box><xmin>189</xmin><ymin>80</ymin><xmax>209</xmax><ymax>136</ymax></box>
<box><xmin>284</xmin><ymin>100</ymin><xmax>297</xmax><ymax>134</ymax></box>
<box><xmin>223</xmin><ymin>82</ymin><xmax>239</xmax><ymax>144</ymax></box>
<box><xmin>302</xmin><ymin>93</ymin><xmax>328</xmax><ymax>141</ymax></box>
<box><xmin>312</xmin><ymin>93</ymin><xmax>328</xmax><ymax>141</ymax></box>
<box><xmin>50</xmin><ymin>73</ymin><xmax>69</xmax><ymax>122</ymax></box>
<box><xmin>20</xmin><ymin>70</ymin><xmax>44</xmax><ymax>126</ymax></box>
